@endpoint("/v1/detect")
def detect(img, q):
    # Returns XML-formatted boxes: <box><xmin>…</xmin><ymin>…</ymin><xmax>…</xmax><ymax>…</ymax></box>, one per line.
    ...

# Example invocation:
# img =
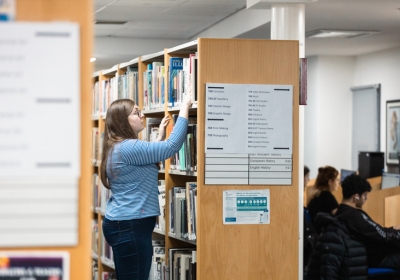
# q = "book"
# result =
<box><xmin>189</xmin><ymin>53</ymin><xmax>198</xmax><ymax>104</ymax></box>
<box><xmin>151</xmin><ymin>62</ymin><xmax>163</xmax><ymax>108</ymax></box>
<box><xmin>174</xmin><ymin>192</ymin><xmax>185</xmax><ymax>238</ymax></box>
<box><xmin>168</xmin><ymin>57</ymin><xmax>184</xmax><ymax>107</ymax></box>
<box><xmin>158</xmin><ymin>183</ymin><xmax>166</xmax><ymax>233</ymax></box>
<box><xmin>186</xmin><ymin>182</ymin><xmax>197</xmax><ymax>240</ymax></box>
<box><xmin>169</xmin><ymin>186</ymin><xmax>185</xmax><ymax>234</ymax></box>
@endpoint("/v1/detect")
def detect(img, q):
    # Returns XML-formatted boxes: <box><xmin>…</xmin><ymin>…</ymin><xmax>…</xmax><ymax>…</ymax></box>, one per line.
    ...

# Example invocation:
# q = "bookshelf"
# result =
<box><xmin>92</xmin><ymin>38</ymin><xmax>300</xmax><ymax>279</ymax></box>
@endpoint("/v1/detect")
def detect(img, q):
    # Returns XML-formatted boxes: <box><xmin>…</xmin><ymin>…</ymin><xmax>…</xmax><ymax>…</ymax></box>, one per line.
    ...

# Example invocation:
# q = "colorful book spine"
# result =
<box><xmin>168</xmin><ymin>57</ymin><xmax>183</xmax><ymax>107</ymax></box>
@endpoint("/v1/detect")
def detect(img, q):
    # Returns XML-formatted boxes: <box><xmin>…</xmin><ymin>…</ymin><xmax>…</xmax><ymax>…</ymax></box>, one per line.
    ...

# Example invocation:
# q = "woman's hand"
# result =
<box><xmin>179</xmin><ymin>92</ymin><xmax>193</xmax><ymax>119</ymax></box>
<box><xmin>156</xmin><ymin>115</ymin><xmax>171</xmax><ymax>141</ymax></box>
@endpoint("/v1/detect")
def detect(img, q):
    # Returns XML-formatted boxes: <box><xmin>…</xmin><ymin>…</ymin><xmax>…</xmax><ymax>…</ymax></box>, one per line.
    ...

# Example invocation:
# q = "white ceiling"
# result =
<box><xmin>93</xmin><ymin>0</ymin><xmax>400</xmax><ymax>71</ymax></box>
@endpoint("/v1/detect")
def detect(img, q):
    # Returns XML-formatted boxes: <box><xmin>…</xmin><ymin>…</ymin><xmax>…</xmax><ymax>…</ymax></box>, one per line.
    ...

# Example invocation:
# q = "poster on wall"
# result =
<box><xmin>223</xmin><ymin>189</ymin><xmax>270</xmax><ymax>225</ymax></box>
<box><xmin>386</xmin><ymin>99</ymin><xmax>400</xmax><ymax>165</ymax></box>
<box><xmin>0</xmin><ymin>251</ymin><xmax>69</xmax><ymax>279</ymax></box>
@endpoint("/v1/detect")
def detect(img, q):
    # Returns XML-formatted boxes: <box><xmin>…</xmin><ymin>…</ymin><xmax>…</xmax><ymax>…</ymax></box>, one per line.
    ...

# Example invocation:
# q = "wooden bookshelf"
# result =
<box><xmin>16</xmin><ymin>1</ymin><xmax>93</xmax><ymax>280</ymax></box>
<box><xmin>196</xmin><ymin>38</ymin><xmax>299</xmax><ymax>279</ymax></box>
<box><xmin>92</xmin><ymin>38</ymin><xmax>301</xmax><ymax>279</ymax></box>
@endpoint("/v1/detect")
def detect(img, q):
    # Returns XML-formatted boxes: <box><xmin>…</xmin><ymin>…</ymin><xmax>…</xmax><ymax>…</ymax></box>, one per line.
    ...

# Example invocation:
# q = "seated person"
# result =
<box><xmin>307</xmin><ymin>166</ymin><xmax>340</xmax><ymax>229</ymax></box>
<box><xmin>303</xmin><ymin>166</ymin><xmax>317</xmax><ymax>274</ymax></box>
<box><xmin>336</xmin><ymin>174</ymin><xmax>400</xmax><ymax>268</ymax></box>
<box><xmin>305</xmin><ymin>212</ymin><xmax>368</xmax><ymax>279</ymax></box>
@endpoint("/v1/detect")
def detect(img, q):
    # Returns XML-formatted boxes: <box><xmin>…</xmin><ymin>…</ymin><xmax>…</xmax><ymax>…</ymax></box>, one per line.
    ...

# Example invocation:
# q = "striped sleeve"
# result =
<box><xmin>120</xmin><ymin>116</ymin><xmax>189</xmax><ymax>165</ymax></box>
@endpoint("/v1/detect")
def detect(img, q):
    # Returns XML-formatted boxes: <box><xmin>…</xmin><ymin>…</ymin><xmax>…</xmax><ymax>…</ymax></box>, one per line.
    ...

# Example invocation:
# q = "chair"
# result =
<box><xmin>368</xmin><ymin>267</ymin><xmax>400</xmax><ymax>279</ymax></box>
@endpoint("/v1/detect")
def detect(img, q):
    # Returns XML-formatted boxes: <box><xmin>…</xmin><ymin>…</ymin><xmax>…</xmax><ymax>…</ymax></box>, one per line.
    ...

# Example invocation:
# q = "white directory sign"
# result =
<box><xmin>0</xmin><ymin>22</ymin><xmax>80</xmax><ymax>247</ymax></box>
<box><xmin>223</xmin><ymin>189</ymin><xmax>270</xmax><ymax>225</ymax></box>
<box><xmin>205</xmin><ymin>83</ymin><xmax>293</xmax><ymax>185</ymax></box>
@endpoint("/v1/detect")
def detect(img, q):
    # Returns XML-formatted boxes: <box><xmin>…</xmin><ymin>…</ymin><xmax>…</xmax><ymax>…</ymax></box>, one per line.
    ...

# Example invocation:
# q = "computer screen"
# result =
<box><xmin>340</xmin><ymin>169</ymin><xmax>356</xmax><ymax>183</ymax></box>
<box><xmin>381</xmin><ymin>172</ymin><xmax>400</xmax><ymax>190</ymax></box>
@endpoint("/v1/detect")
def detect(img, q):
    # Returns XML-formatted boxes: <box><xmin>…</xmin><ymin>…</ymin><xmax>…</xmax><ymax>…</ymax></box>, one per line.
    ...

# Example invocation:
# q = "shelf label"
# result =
<box><xmin>205</xmin><ymin>83</ymin><xmax>293</xmax><ymax>185</ymax></box>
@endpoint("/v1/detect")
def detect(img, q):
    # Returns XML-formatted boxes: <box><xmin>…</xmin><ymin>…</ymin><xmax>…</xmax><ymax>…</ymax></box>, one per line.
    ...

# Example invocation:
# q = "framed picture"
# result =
<box><xmin>386</xmin><ymin>99</ymin><xmax>400</xmax><ymax>165</ymax></box>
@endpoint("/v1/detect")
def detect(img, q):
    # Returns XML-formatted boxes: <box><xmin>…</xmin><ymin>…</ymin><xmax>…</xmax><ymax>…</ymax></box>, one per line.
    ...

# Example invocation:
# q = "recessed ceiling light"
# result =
<box><xmin>90</xmin><ymin>57</ymin><xmax>96</xmax><ymax>62</ymax></box>
<box><xmin>306</xmin><ymin>29</ymin><xmax>380</xmax><ymax>39</ymax></box>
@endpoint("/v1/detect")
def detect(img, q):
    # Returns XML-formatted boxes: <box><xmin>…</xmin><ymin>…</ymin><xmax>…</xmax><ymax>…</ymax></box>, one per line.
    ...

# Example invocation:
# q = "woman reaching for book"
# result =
<box><xmin>100</xmin><ymin>93</ymin><xmax>192</xmax><ymax>280</ymax></box>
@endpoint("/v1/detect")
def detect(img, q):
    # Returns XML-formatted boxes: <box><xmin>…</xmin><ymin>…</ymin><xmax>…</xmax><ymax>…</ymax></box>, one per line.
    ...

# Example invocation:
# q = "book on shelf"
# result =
<box><xmin>144</xmin><ymin>118</ymin><xmax>162</xmax><ymax>142</ymax></box>
<box><xmin>92</xmin><ymin>260</ymin><xmax>98</xmax><ymax>280</ymax></box>
<box><xmin>174</xmin><ymin>192</ymin><xmax>186</xmax><ymax>239</ymax></box>
<box><xmin>92</xmin><ymin>81</ymin><xmax>99</xmax><ymax>117</ymax></box>
<box><xmin>92</xmin><ymin>127</ymin><xmax>99</xmax><ymax>164</ymax></box>
<box><xmin>168</xmin><ymin>57</ymin><xmax>184</xmax><ymax>107</ymax></box>
<box><xmin>100</xmin><ymin>181</ymin><xmax>112</xmax><ymax>214</ymax></box>
<box><xmin>168</xmin><ymin>248</ymin><xmax>195</xmax><ymax>280</ymax></box>
<box><xmin>100</xmin><ymin>228</ymin><xmax>113</xmax><ymax>264</ymax></box>
<box><xmin>126</xmin><ymin>66</ymin><xmax>139</xmax><ymax>105</ymax></box>
<box><xmin>157</xmin><ymin>65</ymin><xmax>166</xmax><ymax>108</ymax></box>
<box><xmin>169</xmin><ymin>186</ymin><xmax>185</xmax><ymax>235</ymax></box>
<box><xmin>149</xmin><ymin>240</ymin><xmax>165</xmax><ymax>280</ymax></box>
<box><xmin>91</xmin><ymin>219</ymin><xmax>99</xmax><ymax>256</ymax></box>
<box><xmin>101</xmin><ymin>272</ymin><xmax>116</xmax><ymax>280</ymax></box>
<box><xmin>180</xmin><ymin>197</ymin><xmax>187</xmax><ymax>238</ymax></box>
<box><xmin>186</xmin><ymin>182</ymin><xmax>197</xmax><ymax>241</ymax></box>
<box><xmin>91</xmin><ymin>173</ymin><xmax>100</xmax><ymax>210</ymax></box>
<box><xmin>152</xmin><ymin>62</ymin><xmax>163</xmax><ymax>109</ymax></box>
<box><xmin>169</xmin><ymin>115</ymin><xmax>197</xmax><ymax>172</ymax></box>
<box><xmin>189</xmin><ymin>53</ymin><xmax>198</xmax><ymax>104</ymax></box>
<box><xmin>156</xmin><ymin>181</ymin><xmax>166</xmax><ymax>233</ymax></box>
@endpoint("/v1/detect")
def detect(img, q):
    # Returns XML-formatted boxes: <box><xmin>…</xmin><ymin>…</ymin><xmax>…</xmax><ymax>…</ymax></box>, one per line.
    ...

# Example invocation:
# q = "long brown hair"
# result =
<box><xmin>307</xmin><ymin>165</ymin><xmax>338</xmax><ymax>204</ymax></box>
<box><xmin>100</xmin><ymin>99</ymin><xmax>138</xmax><ymax>189</ymax></box>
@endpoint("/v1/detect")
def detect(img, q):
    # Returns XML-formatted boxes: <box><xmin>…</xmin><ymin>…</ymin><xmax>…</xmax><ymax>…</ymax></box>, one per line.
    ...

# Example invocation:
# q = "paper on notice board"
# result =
<box><xmin>223</xmin><ymin>190</ymin><xmax>270</xmax><ymax>225</ymax></box>
<box><xmin>0</xmin><ymin>22</ymin><xmax>80</xmax><ymax>247</ymax></box>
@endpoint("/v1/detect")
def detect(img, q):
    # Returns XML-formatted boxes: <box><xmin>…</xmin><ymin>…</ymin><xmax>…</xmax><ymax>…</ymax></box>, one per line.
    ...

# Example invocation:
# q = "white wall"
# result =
<box><xmin>354</xmin><ymin>47</ymin><xmax>400</xmax><ymax>162</ymax></box>
<box><xmin>305</xmin><ymin>46</ymin><xmax>400</xmax><ymax>178</ymax></box>
<box><xmin>305</xmin><ymin>56</ymin><xmax>355</xmax><ymax>178</ymax></box>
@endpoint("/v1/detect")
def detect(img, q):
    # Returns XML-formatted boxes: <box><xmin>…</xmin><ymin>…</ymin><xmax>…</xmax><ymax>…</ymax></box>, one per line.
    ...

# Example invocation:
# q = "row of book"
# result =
<box><xmin>92</xmin><ymin>67</ymin><xmax>139</xmax><ymax>117</ymax></box>
<box><xmin>91</xmin><ymin>54</ymin><xmax>198</xmax><ymax>118</ymax></box>
<box><xmin>93</xmin><ymin>230</ymin><xmax>196</xmax><ymax>280</ymax></box>
<box><xmin>91</xmin><ymin>173</ymin><xmax>112</xmax><ymax>214</ymax></box>
<box><xmin>91</xmin><ymin>118</ymin><xmax>164</xmax><ymax>167</ymax></box>
<box><xmin>168</xmin><ymin>54</ymin><xmax>198</xmax><ymax>108</ymax></box>
<box><xmin>169</xmin><ymin>182</ymin><xmax>198</xmax><ymax>241</ymax></box>
<box><xmin>92</xmin><ymin>261</ymin><xmax>117</xmax><ymax>280</ymax></box>
<box><xmin>168</xmin><ymin>116</ymin><xmax>197</xmax><ymax>172</ymax></box>
<box><xmin>92</xmin><ymin>179</ymin><xmax>197</xmax><ymax>246</ymax></box>
<box><xmin>91</xmin><ymin>219</ymin><xmax>114</xmax><ymax>269</ymax></box>
<box><xmin>149</xmin><ymin>240</ymin><xmax>197</xmax><ymax>280</ymax></box>
<box><xmin>91</xmin><ymin>127</ymin><xmax>104</xmax><ymax>165</ymax></box>
<box><xmin>143</xmin><ymin>62</ymin><xmax>166</xmax><ymax>110</ymax></box>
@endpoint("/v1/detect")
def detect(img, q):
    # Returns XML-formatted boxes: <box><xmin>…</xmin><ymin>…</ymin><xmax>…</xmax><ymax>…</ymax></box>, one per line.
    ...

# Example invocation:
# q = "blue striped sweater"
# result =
<box><xmin>105</xmin><ymin>116</ymin><xmax>188</xmax><ymax>220</ymax></box>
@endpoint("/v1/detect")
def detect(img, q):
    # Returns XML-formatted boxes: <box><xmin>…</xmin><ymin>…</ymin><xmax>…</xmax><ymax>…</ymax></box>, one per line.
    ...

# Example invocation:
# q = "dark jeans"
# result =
<box><xmin>102</xmin><ymin>216</ymin><xmax>156</xmax><ymax>280</ymax></box>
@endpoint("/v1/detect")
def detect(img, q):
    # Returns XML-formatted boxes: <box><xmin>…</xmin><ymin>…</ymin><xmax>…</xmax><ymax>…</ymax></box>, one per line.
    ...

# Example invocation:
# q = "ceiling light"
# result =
<box><xmin>306</xmin><ymin>29</ymin><xmax>380</xmax><ymax>39</ymax></box>
<box><xmin>90</xmin><ymin>57</ymin><xmax>96</xmax><ymax>62</ymax></box>
<box><xmin>94</xmin><ymin>20</ymin><xmax>127</xmax><ymax>25</ymax></box>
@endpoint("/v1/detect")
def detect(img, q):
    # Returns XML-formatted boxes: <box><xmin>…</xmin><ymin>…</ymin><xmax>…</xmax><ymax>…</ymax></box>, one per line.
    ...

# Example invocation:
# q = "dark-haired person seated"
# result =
<box><xmin>336</xmin><ymin>174</ymin><xmax>400</xmax><ymax>269</ymax></box>
<box><xmin>307</xmin><ymin>166</ymin><xmax>340</xmax><ymax>233</ymax></box>
<box><xmin>305</xmin><ymin>212</ymin><xmax>368</xmax><ymax>280</ymax></box>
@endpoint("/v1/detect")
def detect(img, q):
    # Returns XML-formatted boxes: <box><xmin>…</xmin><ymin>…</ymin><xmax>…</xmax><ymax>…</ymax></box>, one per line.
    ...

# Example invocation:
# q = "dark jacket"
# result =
<box><xmin>306</xmin><ymin>213</ymin><xmax>368</xmax><ymax>280</ymax></box>
<box><xmin>304</xmin><ymin>207</ymin><xmax>318</xmax><ymax>269</ymax></box>
<box><xmin>336</xmin><ymin>204</ymin><xmax>400</xmax><ymax>267</ymax></box>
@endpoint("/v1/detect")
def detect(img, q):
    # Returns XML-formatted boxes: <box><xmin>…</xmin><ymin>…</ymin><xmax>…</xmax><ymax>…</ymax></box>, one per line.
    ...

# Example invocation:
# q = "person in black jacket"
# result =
<box><xmin>336</xmin><ymin>174</ymin><xmax>400</xmax><ymax>268</ymax></box>
<box><xmin>303</xmin><ymin>166</ymin><xmax>317</xmax><ymax>276</ymax></box>
<box><xmin>305</xmin><ymin>212</ymin><xmax>368</xmax><ymax>280</ymax></box>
